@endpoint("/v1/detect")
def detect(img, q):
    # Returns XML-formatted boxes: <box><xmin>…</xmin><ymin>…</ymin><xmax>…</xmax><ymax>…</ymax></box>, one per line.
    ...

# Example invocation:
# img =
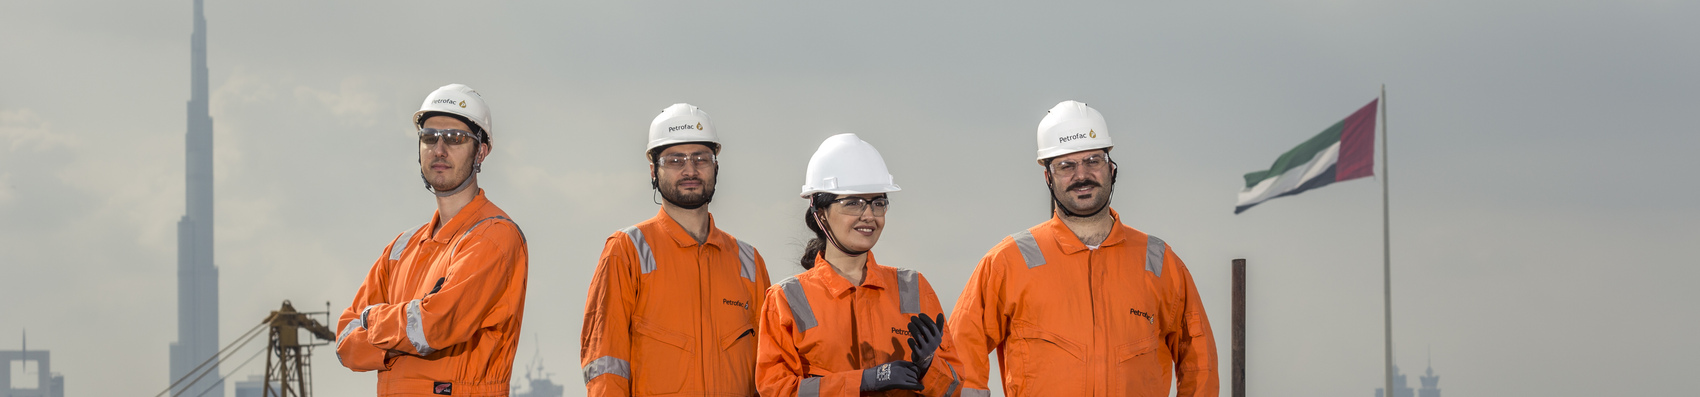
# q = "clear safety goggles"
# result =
<box><xmin>1048</xmin><ymin>153</ymin><xmax>1111</xmax><ymax>177</ymax></box>
<box><xmin>657</xmin><ymin>153</ymin><xmax>718</xmax><ymax>170</ymax></box>
<box><xmin>831</xmin><ymin>196</ymin><xmax>890</xmax><ymax>216</ymax></box>
<box><xmin>418</xmin><ymin>128</ymin><xmax>481</xmax><ymax>146</ymax></box>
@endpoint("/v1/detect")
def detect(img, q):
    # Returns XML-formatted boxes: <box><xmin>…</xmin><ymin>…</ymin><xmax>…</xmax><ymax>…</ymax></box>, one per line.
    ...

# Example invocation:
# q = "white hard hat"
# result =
<box><xmin>800</xmin><ymin>133</ymin><xmax>901</xmax><ymax>198</ymax></box>
<box><xmin>1035</xmin><ymin>100</ymin><xmax>1112</xmax><ymax>164</ymax></box>
<box><xmin>647</xmin><ymin>103</ymin><xmax>719</xmax><ymax>156</ymax></box>
<box><xmin>413</xmin><ymin>84</ymin><xmax>493</xmax><ymax>137</ymax></box>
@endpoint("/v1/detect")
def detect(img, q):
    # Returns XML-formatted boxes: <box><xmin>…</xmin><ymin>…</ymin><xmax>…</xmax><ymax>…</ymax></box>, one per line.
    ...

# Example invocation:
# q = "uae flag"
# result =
<box><xmin>1235</xmin><ymin>99</ymin><xmax>1379</xmax><ymax>214</ymax></box>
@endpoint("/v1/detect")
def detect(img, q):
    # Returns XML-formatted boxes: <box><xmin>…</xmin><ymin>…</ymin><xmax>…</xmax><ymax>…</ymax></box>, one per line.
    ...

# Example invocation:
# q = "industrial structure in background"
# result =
<box><xmin>510</xmin><ymin>339</ymin><xmax>564</xmax><ymax>397</ymax></box>
<box><xmin>170</xmin><ymin>0</ymin><xmax>222</xmax><ymax>397</ymax></box>
<box><xmin>158</xmin><ymin>301</ymin><xmax>334</xmax><ymax>397</ymax></box>
<box><xmin>2</xmin><ymin>332</ymin><xmax>65</xmax><ymax>397</ymax></box>
<box><xmin>1374</xmin><ymin>361</ymin><xmax>1441</xmax><ymax>397</ymax></box>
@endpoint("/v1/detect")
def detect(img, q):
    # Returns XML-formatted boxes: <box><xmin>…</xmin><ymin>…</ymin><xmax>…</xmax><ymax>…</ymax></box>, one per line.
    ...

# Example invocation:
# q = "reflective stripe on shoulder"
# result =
<box><xmin>797</xmin><ymin>377</ymin><xmax>821</xmax><ymax>397</ymax></box>
<box><xmin>895</xmin><ymin>268</ymin><xmax>920</xmax><ymax>314</ymax></box>
<box><xmin>389</xmin><ymin>225</ymin><xmax>421</xmax><ymax>260</ymax></box>
<box><xmin>1146</xmin><ymin>234</ymin><xmax>1166</xmax><ymax>278</ymax></box>
<box><xmin>779</xmin><ymin>277</ymin><xmax>818</xmax><ymax>332</ymax></box>
<box><xmin>622</xmin><ymin>226</ymin><xmax>657</xmax><ymax>274</ymax></box>
<box><xmin>404</xmin><ymin>299</ymin><xmax>436</xmax><ymax>355</ymax></box>
<box><xmin>1011</xmin><ymin>230</ymin><xmax>1046</xmax><ymax>268</ymax></box>
<box><xmin>447</xmin><ymin>216</ymin><xmax>523</xmax><ymax>258</ymax></box>
<box><xmin>735</xmin><ymin>239</ymin><xmax>757</xmax><ymax>282</ymax></box>
<box><xmin>581</xmin><ymin>356</ymin><xmax>631</xmax><ymax>383</ymax></box>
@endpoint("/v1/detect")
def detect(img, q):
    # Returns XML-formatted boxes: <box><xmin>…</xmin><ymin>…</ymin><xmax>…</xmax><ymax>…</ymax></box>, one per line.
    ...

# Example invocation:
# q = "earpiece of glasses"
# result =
<box><xmin>419</xmin><ymin>128</ymin><xmax>481</xmax><ymax>146</ymax></box>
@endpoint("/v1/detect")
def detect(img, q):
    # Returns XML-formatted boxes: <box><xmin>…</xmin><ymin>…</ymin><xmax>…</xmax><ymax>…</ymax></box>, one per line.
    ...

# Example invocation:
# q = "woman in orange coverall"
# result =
<box><xmin>755</xmin><ymin>133</ymin><xmax>967</xmax><ymax>397</ymax></box>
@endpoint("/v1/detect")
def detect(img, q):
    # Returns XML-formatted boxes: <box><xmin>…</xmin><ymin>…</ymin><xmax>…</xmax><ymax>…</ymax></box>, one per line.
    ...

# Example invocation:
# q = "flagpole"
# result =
<box><xmin>1380</xmin><ymin>85</ymin><xmax>1394</xmax><ymax>397</ymax></box>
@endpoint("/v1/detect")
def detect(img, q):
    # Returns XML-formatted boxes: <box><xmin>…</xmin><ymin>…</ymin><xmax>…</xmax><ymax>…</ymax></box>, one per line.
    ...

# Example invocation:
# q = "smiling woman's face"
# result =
<box><xmin>823</xmin><ymin>193</ymin><xmax>886</xmax><ymax>254</ymax></box>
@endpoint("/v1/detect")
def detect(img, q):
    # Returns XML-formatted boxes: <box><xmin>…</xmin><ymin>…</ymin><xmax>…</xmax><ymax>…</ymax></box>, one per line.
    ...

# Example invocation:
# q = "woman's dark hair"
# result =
<box><xmin>799</xmin><ymin>193</ymin><xmax>838</xmax><ymax>269</ymax></box>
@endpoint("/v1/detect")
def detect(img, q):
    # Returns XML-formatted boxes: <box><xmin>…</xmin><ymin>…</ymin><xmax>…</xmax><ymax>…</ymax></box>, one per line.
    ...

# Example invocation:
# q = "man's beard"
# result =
<box><xmin>1052</xmin><ymin>178</ymin><xmax>1112</xmax><ymax>217</ymax></box>
<box><xmin>660</xmin><ymin>177</ymin><xmax>716</xmax><ymax>210</ymax></box>
<box><xmin>424</xmin><ymin>152</ymin><xmax>477</xmax><ymax>192</ymax></box>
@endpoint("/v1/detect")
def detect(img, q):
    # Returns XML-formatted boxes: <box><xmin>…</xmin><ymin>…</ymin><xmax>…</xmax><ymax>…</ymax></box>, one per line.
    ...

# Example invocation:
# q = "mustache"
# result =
<box><xmin>674</xmin><ymin>177</ymin><xmax>704</xmax><ymax>185</ymax></box>
<box><xmin>1065</xmin><ymin>180</ymin><xmax>1101</xmax><ymax>191</ymax></box>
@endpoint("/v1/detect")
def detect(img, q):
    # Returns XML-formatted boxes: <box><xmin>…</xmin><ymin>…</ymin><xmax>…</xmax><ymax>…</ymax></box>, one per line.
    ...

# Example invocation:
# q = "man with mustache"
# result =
<box><xmin>582</xmin><ymin>103</ymin><xmax>772</xmax><ymax>397</ymax></box>
<box><xmin>949</xmin><ymin>101</ymin><xmax>1219</xmax><ymax>397</ymax></box>
<box><xmin>336</xmin><ymin>84</ymin><xmax>529</xmax><ymax>397</ymax></box>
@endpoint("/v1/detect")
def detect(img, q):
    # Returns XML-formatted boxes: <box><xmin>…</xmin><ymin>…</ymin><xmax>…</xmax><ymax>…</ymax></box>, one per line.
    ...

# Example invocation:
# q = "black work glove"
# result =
<box><xmin>860</xmin><ymin>360</ymin><xmax>925</xmax><ymax>392</ymax></box>
<box><xmin>906</xmin><ymin>313</ymin><xmax>945</xmax><ymax>379</ymax></box>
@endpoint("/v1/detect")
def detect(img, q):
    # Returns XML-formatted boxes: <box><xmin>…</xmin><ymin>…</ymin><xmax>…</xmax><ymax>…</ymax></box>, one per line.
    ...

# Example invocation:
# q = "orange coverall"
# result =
<box><xmin>581</xmin><ymin>209</ymin><xmax>772</xmax><ymax>396</ymax></box>
<box><xmin>336</xmin><ymin>190</ymin><xmax>530</xmax><ymax>397</ymax></box>
<box><xmin>950</xmin><ymin>209</ymin><xmax>1218</xmax><ymax>397</ymax></box>
<box><xmin>756</xmin><ymin>254</ymin><xmax>972</xmax><ymax>397</ymax></box>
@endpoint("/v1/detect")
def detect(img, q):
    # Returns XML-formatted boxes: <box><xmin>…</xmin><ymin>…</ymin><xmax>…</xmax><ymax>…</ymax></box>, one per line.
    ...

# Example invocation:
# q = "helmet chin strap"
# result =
<box><xmin>814</xmin><ymin>208</ymin><xmax>868</xmax><ymax>257</ymax></box>
<box><xmin>424</xmin><ymin>162</ymin><xmax>479</xmax><ymax>197</ymax></box>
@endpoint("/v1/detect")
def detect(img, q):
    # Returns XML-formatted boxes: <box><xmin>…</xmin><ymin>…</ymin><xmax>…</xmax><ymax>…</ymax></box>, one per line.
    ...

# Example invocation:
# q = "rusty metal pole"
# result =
<box><xmin>1233</xmin><ymin>258</ymin><xmax>1246</xmax><ymax>397</ymax></box>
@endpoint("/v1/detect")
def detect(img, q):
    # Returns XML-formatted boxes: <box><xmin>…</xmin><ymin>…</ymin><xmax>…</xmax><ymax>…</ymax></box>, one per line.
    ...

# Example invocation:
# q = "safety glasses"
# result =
<box><xmin>657</xmin><ymin>153</ymin><xmax>718</xmax><ymax>170</ymax></box>
<box><xmin>419</xmin><ymin>128</ymin><xmax>481</xmax><ymax>146</ymax></box>
<box><xmin>1048</xmin><ymin>153</ymin><xmax>1111</xmax><ymax>177</ymax></box>
<box><xmin>832</xmin><ymin>196</ymin><xmax>890</xmax><ymax>216</ymax></box>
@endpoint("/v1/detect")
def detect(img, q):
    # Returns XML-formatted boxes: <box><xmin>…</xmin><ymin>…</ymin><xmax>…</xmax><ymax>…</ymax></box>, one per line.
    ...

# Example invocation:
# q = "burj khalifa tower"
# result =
<box><xmin>169</xmin><ymin>1</ymin><xmax>222</xmax><ymax>396</ymax></box>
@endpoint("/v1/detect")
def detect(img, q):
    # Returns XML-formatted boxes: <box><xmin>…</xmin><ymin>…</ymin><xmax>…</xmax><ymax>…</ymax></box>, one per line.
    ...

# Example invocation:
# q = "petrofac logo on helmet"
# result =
<box><xmin>429</xmin><ymin>98</ymin><xmax>468</xmax><ymax>108</ymax></box>
<box><xmin>1059</xmin><ymin>131</ymin><xmax>1092</xmax><ymax>144</ymax></box>
<box><xmin>667</xmin><ymin>123</ymin><xmax>703</xmax><ymax>133</ymax></box>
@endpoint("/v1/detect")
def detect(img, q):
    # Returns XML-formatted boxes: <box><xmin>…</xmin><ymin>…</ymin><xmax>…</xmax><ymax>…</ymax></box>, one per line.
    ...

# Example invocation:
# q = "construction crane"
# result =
<box><xmin>261</xmin><ymin>300</ymin><xmax>335</xmax><ymax>397</ymax></box>
<box><xmin>154</xmin><ymin>300</ymin><xmax>336</xmax><ymax>397</ymax></box>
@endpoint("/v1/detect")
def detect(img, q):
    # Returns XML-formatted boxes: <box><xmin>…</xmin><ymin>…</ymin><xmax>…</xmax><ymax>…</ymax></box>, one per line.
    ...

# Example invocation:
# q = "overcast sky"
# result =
<box><xmin>2</xmin><ymin>1</ymin><xmax>1697</xmax><ymax>396</ymax></box>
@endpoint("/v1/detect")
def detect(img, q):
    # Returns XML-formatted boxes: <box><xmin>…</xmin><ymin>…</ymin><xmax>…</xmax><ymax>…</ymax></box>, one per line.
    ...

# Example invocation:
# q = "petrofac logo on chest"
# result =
<box><xmin>891</xmin><ymin>327</ymin><xmax>911</xmax><ymax>336</ymax></box>
<box><xmin>722</xmin><ymin>298</ymin><xmax>749</xmax><ymax>310</ymax></box>
<box><xmin>1130</xmin><ymin>308</ymin><xmax>1155</xmax><ymax>324</ymax></box>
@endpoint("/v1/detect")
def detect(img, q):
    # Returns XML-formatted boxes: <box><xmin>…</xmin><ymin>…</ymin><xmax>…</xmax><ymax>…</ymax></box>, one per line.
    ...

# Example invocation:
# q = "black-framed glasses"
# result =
<box><xmin>832</xmin><ymin>196</ymin><xmax>890</xmax><ymax>216</ymax></box>
<box><xmin>658</xmin><ymin>153</ymin><xmax>718</xmax><ymax>170</ymax></box>
<box><xmin>1049</xmin><ymin>153</ymin><xmax>1110</xmax><ymax>177</ymax></box>
<box><xmin>419</xmin><ymin>128</ymin><xmax>480</xmax><ymax>146</ymax></box>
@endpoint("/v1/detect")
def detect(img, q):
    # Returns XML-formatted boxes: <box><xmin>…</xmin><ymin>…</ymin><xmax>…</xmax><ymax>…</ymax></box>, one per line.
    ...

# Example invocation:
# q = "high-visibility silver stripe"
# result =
<box><xmin>1146</xmin><ymin>235</ymin><xmax>1166</xmax><ymax>278</ymax></box>
<box><xmin>942</xmin><ymin>360</ymin><xmax>961</xmax><ymax>397</ymax></box>
<box><xmin>622</xmin><ymin>226</ymin><xmax>657</xmax><ymax>274</ymax></box>
<box><xmin>358</xmin><ymin>304</ymin><xmax>382</xmax><ymax>330</ymax></box>
<box><xmin>960</xmin><ymin>388</ymin><xmax>991</xmax><ymax>397</ymax></box>
<box><xmin>404</xmin><ymin>299</ymin><xmax>436</xmax><ymax>355</ymax></box>
<box><xmin>449</xmin><ymin>216</ymin><xmax>520</xmax><ymax>258</ymax></box>
<box><xmin>389</xmin><ymin>226</ymin><xmax>420</xmax><ymax>260</ymax></box>
<box><xmin>797</xmin><ymin>377</ymin><xmax>821</xmax><ymax>397</ymax></box>
<box><xmin>779</xmin><ymin>277</ymin><xmax>817</xmax><ymax>332</ymax></box>
<box><xmin>895</xmin><ymin>268</ymin><xmax>920</xmax><ymax>314</ymax></box>
<box><xmin>335</xmin><ymin>317</ymin><xmax>362</xmax><ymax>366</ymax></box>
<box><xmin>581</xmin><ymin>356</ymin><xmax>631</xmax><ymax>383</ymax></box>
<box><xmin>736</xmin><ymin>239</ymin><xmax>757</xmax><ymax>282</ymax></box>
<box><xmin>1011</xmin><ymin>230</ymin><xmax>1045</xmax><ymax>268</ymax></box>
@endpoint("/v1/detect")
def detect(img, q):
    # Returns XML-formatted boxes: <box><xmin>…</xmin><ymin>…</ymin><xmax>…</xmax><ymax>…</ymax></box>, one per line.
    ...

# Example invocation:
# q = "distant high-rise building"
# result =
<box><xmin>1374</xmin><ymin>365</ymin><xmax>1415</xmax><ymax>397</ymax></box>
<box><xmin>3</xmin><ymin>334</ymin><xmax>66</xmax><ymax>397</ymax></box>
<box><xmin>1418</xmin><ymin>361</ymin><xmax>1440</xmax><ymax>397</ymax></box>
<box><xmin>169</xmin><ymin>1</ymin><xmax>222</xmax><ymax>397</ymax></box>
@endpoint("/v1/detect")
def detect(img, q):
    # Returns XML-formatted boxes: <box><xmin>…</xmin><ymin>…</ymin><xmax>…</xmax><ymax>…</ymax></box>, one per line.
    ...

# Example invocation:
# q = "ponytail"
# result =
<box><xmin>799</xmin><ymin>193</ymin><xmax>837</xmax><ymax>269</ymax></box>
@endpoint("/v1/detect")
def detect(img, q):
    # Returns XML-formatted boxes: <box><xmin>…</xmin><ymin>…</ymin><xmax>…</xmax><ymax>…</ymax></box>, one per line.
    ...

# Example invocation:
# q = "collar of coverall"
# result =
<box><xmin>1043</xmin><ymin>207</ymin><xmax>1131</xmax><ymax>255</ymax></box>
<box><xmin>423</xmin><ymin>189</ymin><xmax>491</xmax><ymax>243</ymax></box>
<box><xmin>653</xmin><ymin>208</ymin><xmax>733</xmax><ymax>249</ymax></box>
<box><xmin>808</xmin><ymin>252</ymin><xmax>897</xmax><ymax>298</ymax></box>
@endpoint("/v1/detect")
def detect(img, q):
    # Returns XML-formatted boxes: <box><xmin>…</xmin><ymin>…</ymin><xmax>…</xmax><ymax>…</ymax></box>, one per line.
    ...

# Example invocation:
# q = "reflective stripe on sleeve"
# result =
<box><xmin>779</xmin><ymin>277</ymin><xmax>818</xmax><ymax>332</ymax></box>
<box><xmin>389</xmin><ymin>227</ymin><xmax>419</xmax><ymax>260</ymax></box>
<box><xmin>736</xmin><ymin>239</ymin><xmax>758</xmax><ymax>282</ymax></box>
<box><xmin>942</xmin><ymin>360</ymin><xmax>961</xmax><ymax>397</ymax></box>
<box><xmin>797</xmin><ymin>377</ymin><xmax>821</xmax><ymax>397</ymax></box>
<box><xmin>1012</xmin><ymin>230</ymin><xmax>1046</xmax><ymax>268</ymax></box>
<box><xmin>335</xmin><ymin>317</ymin><xmax>362</xmax><ymax>366</ymax></box>
<box><xmin>960</xmin><ymin>388</ymin><xmax>991</xmax><ymax>397</ymax></box>
<box><xmin>581</xmin><ymin>356</ymin><xmax>632</xmax><ymax>383</ymax></box>
<box><xmin>622</xmin><ymin>226</ymin><xmax>657</xmax><ymax>274</ymax></box>
<box><xmin>1146</xmin><ymin>234</ymin><xmax>1166</xmax><ymax>277</ymax></box>
<box><xmin>895</xmin><ymin>268</ymin><xmax>920</xmax><ymax>314</ymax></box>
<box><xmin>404</xmin><ymin>299</ymin><xmax>436</xmax><ymax>355</ymax></box>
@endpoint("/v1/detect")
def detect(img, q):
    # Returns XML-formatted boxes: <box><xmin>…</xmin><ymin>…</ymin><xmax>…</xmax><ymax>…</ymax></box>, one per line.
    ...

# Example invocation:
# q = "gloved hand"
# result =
<box><xmin>860</xmin><ymin>360</ymin><xmax>924</xmax><ymax>392</ymax></box>
<box><xmin>906</xmin><ymin>313</ymin><xmax>945</xmax><ymax>379</ymax></box>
